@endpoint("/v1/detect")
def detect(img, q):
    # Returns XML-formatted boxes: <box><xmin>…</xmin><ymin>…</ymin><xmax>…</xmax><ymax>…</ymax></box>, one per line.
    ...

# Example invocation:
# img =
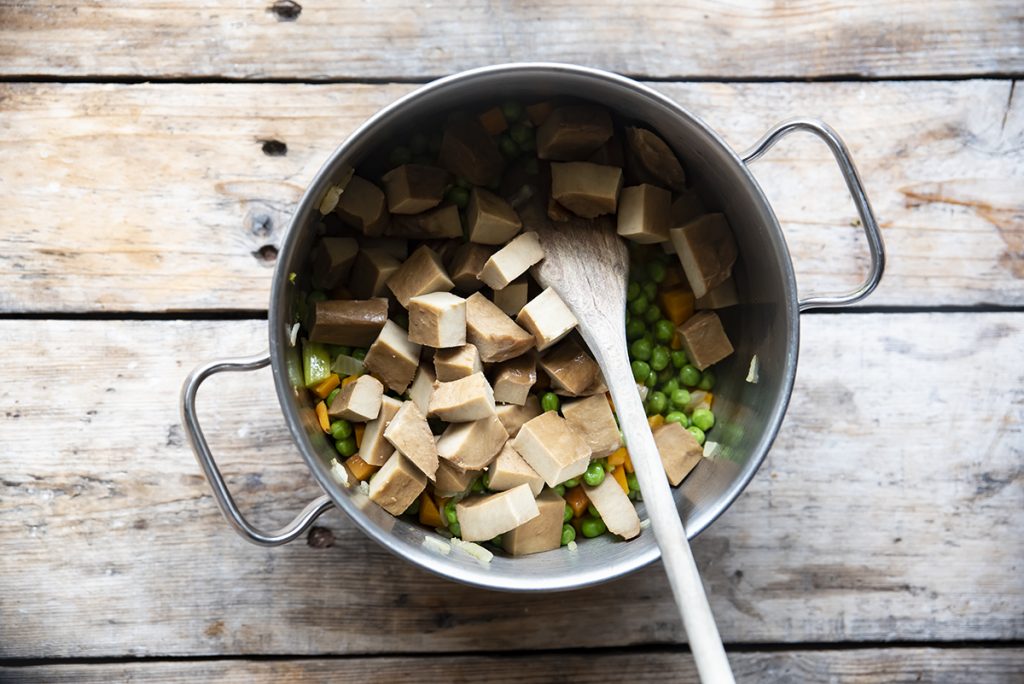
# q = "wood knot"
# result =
<box><xmin>253</xmin><ymin>244</ymin><xmax>279</xmax><ymax>264</ymax></box>
<box><xmin>260</xmin><ymin>139</ymin><xmax>287</xmax><ymax>156</ymax></box>
<box><xmin>307</xmin><ymin>526</ymin><xmax>335</xmax><ymax>548</ymax></box>
<box><xmin>267</xmin><ymin>0</ymin><xmax>301</xmax><ymax>21</ymax></box>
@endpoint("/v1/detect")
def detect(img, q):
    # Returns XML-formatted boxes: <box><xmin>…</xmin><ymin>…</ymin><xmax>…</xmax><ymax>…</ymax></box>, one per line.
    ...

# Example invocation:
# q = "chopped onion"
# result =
<box><xmin>357</xmin><ymin>481</ymin><xmax>370</xmax><ymax>497</ymax></box>
<box><xmin>703</xmin><ymin>441</ymin><xmax>720</xmax><ymax>459</ymax></box>
<box><xmin>636</xmin><ymin>384</ymin><xmax>649</xmax><ymax>402</ymax></box>
<box><xmin>507</xmin><ymin>184</ymin><xmax>535</xmax><ymax>209</ymax></box>
<box><xmin>331</xmin><ymin>354</ymin><xmax>364</xmax><ymax>376</ymax></box>
<box><xmin>746</xmin><ymin>355</ymin><xmax>760</xmax><ymax>384</ymax></box>
<box><xmin>566</xmin><ymin>540</ymin><xmax>578</xmax><ymax>552</ymax></box>
<box><xmin>317</xmin><ymin>167</ymin><xmax>355</xmax><ymax>214</ymax></box>
<box><xmin>639</xmin><ymin>518</ymin><xmax>651</xmax><ymax>530</ymax></box>
<box><xmin>450</xmin><ymin>538</ymin><xmax>493</xmax><ymax>564</ymax></box>
<box><xmin>329</xmin><ymin>459</ymin><xmax>349</xmax><ymax>485</ymax></box>
<box><xmin>422</xmin><ymin>536</ymin><xmax>452</xmax><ymax>555</ymax></box>
<box><xmin>288</xmin><ymin>322</ymin><xmax>300</xmax><ymax>347</ymax></box>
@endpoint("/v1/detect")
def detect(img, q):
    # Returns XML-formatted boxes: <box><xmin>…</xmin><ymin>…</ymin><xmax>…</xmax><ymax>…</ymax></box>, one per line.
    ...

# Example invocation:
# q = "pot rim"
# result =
<box><xmin>268</xmin><ymin>62</ymin><xmax>799</xmax><ymax>591</ymax></box>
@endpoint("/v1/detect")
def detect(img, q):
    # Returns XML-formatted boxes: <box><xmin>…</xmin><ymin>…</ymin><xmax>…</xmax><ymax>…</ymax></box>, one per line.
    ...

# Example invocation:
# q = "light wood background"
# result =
<box><xmin>1</xmin><ymin>1</ymin><xmax>1022</xmax><ymax>682</ymax></box>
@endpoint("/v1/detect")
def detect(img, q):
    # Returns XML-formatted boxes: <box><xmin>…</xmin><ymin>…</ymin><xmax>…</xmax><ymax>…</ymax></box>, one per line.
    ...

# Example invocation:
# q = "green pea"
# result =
<box><xmin>643</xmin><ymin>305</ymin><xmax>662</xmax><ymax>324</ymax></box>
<box><xmin>563</xmin><ymin>504</ymin><xmax>573</xmax><ymax>523</ymax></box>
<box><xmin>444</xmin><ymin>500</ymin><xmax>458</xmax><ymax>525</ymax></box>
<box><xmin>351</xmin><ymin>348</ymin><xmax>367</xmax><ymax>362</ymax></box>
<box><xmin>517</xmin><ymin>134</ymin><xmax>536</xmax><ymax>152</ymax></box>
<box><xmin>665</xmin><ymin>411</ymin><xmax>688</xmax><ymax>427</ymax></box>
<box><xmin>581</xmin><ymin>517</ymin><xmax>607</xmax><ymax>538</ymax></box>
<box><xmin>662</xmin><ymin>378</ymin><xmax>679</xmax><ymax>397</ymax></box>
<box><xmin>658</xmin><ymin>367</ymin><xmax>675</xmax><ymax>385</ymax></box>
<box><xmin>692</xmin><ymin>408</ymin><xmax>715</xmax><ymax>431</ymax></box>
<box><xmin>509</xmin><ymin>122</ymin><xmax>533</xmax><ymax>145</ymax></box>
<box><xmin>631</xmin><ymin>360</ymin><xmax>651</xmax><ymax>383</ymax></box>
<box><xmin>587</xmin><ymin>503</ymin><xmax>601</xmax><ymax>518</ymax></box>
<box><xmin>648</xmin><ymin>261</ymin><xmax>666</xmax><ymax>283</ymax></box>
<box><xmin>389</xmin><ymin>146</ymin><xmax>412</xmax><ymax>166</ymax></box>
<box><xmin>335</xmin><ymin>436</ymin><xmax>357</xmax><ymax>457</ymax></box>
<box><xmin>650</xmin><ymin>346</ymin><xmax>670</xmax><ymax>371</ymax></box>
<box><xmin>499</xmin><ymin>134</ymin><xmax>519</xmax><ymax>159</ymax></box>
<box><xmin>449</xmin><ymin>521</ymin><xmax>461</xmax><ymax>537</ymax></box>
<box><xmin>654</xmin><ymin>319</ymin><xmax>675</xmax><ymax>343</ymax></box>
<box><xmin>563</xmin><ymin>478</ymin><xmax>580</xmax><ymax>489</ymax></box>
<box><xmin>642</xmin><ymin>281</ymin><xmax>658</xmax><ymax>301</ymax></box>
<box><xmin>671</xmin><ymin>350</ymin><xmax>689</xmax><ymax>368</ymax></box>
<box><xmin>455</xmin><ymin>176</ymin><xmax>472</xmax><ymax>189</ymax></box>
<box><xmin>680</xmin><ymin>364</ymin><xmax>701</xmax><ymax>387</ymax></box>
<box><xmin>330</xmin><ymin>419</ymin><xmax>353</xmax><ymax>440</ymax></box>
<box><xmin>671</xmin><ymin>388</ymin><xmax>692</xmax><ymax>409</ymax></box>
<box><xmin>554</xmin><ymin>484</ymin><xmax>566</xmax><ymax>496</ymax></box>
<box><xmin>471</xmin><ymin>476</ymin><xmax>485</xmax><ymax>493</ymax></box>
<box><xmin>626</xmin><ymin>472</ymin><xmax>640</xmax><ymax>492</ymax></box>
<box><xmin>410</xmin><ymin>132</ymin><xmax>429</xmax><ymax>154</ymax></box>
<box><xmin>698</xmin><ymin>369</ymin><xmax>716</xmax><ymax>391</ymax></box>
<box><xmin>502</xmin><ymin>101</ymin><xmax>525</xmax><ymax>121</ymax></box>
<box><xmin>445</xmin><ymin>185</ymin><xmax>470</xmax><ymax>209</ymax></box>
<box><xmin>583</xmin><ymin>461</ymin><xmax>606</xmax><ymax>487</ymax></box>
<box><xmin>541</xmin><ymin>392</ymin><xmax>560</xmax><ymax>413</ymax></box>
<box><xmin>491</xmin><ymin>534</ymin><xmax>503</xmax><ymax>547</ymax></box>
<box><xmin>561</xmin><ymin>524</ymin><xmax>576</xmax><ymax>546</ymax></box>
<box><xmin>627</xmin><ymin>281</ymin><xmax>641</xmax><ymax>301</ymax></box>
<box><xmin>630</xmin><ymin>338</ymin><xmax>653</xmax><ymax>361</ymax></box>
<box><xmin>646</xmin><ymin>390</ymin><xmax>667</xmax><ymax>415</ymax></box>
<box><xmin>325</xmin><ymin>387</ymin><xmax>341</xmax><ymax>407</ymax></box>
<box><xmin>687</xmin><ymin>426</ymin><xmax>706</xmax><ymax>446</ymax></box>
<box><xmin>644</xmin><ymin>370</ymin><xmax>658</xmax><ymax>388</ymax></box>
<box><xmin>626</xmin><ymin>319</ymin><xmax>646</xmax><ymax>340</ymax></box>
<box><xmin>628</xmin><ymin>294</ymin><xmax>649</xmax><ymax>317</ymax></box>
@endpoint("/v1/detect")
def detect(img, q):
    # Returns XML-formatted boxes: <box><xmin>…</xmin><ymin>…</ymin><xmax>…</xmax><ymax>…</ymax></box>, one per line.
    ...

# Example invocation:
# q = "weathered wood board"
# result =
<box><xmin>1</xmin><ymin>1</ymin><xmax>1022</xmax><ymax>80</ymax></box>
<box><xmin>0</xmin><ymin>80</ymin><xmax>1020</xmax><ymax>313</ymax></box>
<box><xmin>0</xmin><ymin>314</ymin><xmax>1020</xmax><ymax>658</ymax></box>
<box><xmin>3</xmin><ymin>648</ymin><xmax>1024</xmax><ymax>683</ymax></box>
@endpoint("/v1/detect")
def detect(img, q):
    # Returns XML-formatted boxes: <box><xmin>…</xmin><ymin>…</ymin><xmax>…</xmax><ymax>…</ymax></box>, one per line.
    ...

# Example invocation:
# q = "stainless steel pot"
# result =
<box><xmin>181</xmin><ymin>64</ymin><xmax>884</xmax><ymax>592</ymax></box>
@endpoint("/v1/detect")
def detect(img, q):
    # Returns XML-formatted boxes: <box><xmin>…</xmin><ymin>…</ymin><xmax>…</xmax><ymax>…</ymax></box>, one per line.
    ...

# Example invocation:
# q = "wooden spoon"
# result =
<box><xmin>530</xmin><ymin>214</ymin><xmax>735</xmax><ymax>684</ymax></box>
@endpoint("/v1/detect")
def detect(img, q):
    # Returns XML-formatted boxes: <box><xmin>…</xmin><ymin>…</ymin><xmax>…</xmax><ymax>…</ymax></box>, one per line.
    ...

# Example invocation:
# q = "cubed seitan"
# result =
<box><xmin>669</xmin><ymin>213</ymin><xmax>738</xmax><ymax>298</ymax></box>
<box><xmin>363</xmin><ymin>320</ymin><xmax>421</xmax><ymax>394</ymax></box>
<box><xmin>438</xmin><ymin>115</ymin><xmax>505</xmax><ymax>186</ymax></box>
<box><xmin>512</xmin><ymin>411</ymin><xmax>592</xmax><ymax>487</ymax></box>
<box><xmin>387</xmin><ymin>245</ymin><xmax>455</xmax><ymax>308</ymax></box>
<box><xmin>361</xmin><ymin>237</ymin><xmax>408</xmax><ymax>260</ymax></box>
<box><xmin>502</xmin><ymin>488</ymin><xmax>565</xmax><ymax>555</ymax></box>
<box><xmin>561</xmin><ymin>393</ymin><xmax>621</xmax><ymax>458</ymax></box>
<box><xmin>495</xmin><ymin>395</ymin><xmax>541</xmax><ymax>437</ymax></box>
<box><xmin>434</xmin><ymin>459</ymin><xmax>481</xmax><ymax>498</ymax></box>
<box><xmin>695</xmin><ymin>277</ymin><xmax>739</xmax><ymax>310</ymax></box>
<box><xmin>368</xmin><ymin>451</ymin><xmax>426</xmax><ymax>516</ymax></box>
<box><xmin>446</xmin><ymin>243</ymin><xmax>494</xmax><ymax>295</ymax></box>
<box><xmin>492</xmin><ymin>353</ymin><xmax>536</xmax><ymax>406</ymax></box>
<box><xmin>436</xmin><ymin>415</ymin><xmax>508</xmax><ymax>471</ymax></box>
<box><xmin>617</xmin><ymin>184</ymin><xmax>672</xmax><ymax>244</ymax></box>
<box><xmin>335</xmin><ymin>175</ymin><xmax>389</xmax><ymax>236</ymax></box>
<box><xmin>677</xmin><ymin>311</ymin><xmax>734</xmax><ymax>371</ymax></box>
<box><xmin>587</xmin><ymin>134</ymin><xmax>625</xmax><ymax>167</ymax></box>
<box><xmin>550</xmin><ymin>162</ymin><xmax>623</xmax><ymax>219</ymax></box>
<box><xmin>382</xmin><ymin>400</ymin><xmax>439</xmax><ymax>480</ymax></box>
<box><xmin>380</xmin><ymin>164</ymin><xmax>450</xmax><ymax>215</ymax></box>
<box><xmin>386</xmin><ymin>204</ymin><xmax>463</xmax><ymax>240</ymax></box>
<box><xmin>428</xmin><ymin>371</ymin><xmax>496</xmax><ymax>422</ymax></box>
<box><xmin>327</xmin><ymin>374</ymin><xmax>383</xmax><ymax>422</ymax></box>
<box><xmin>624</xmin><ymin>126</ymin><xmax>686</xmax><ymax>192</ymax></box>
<box><xmin>464</xmin><ymin>292</ymin><xmax>535</xmax><ymax>362</ymax></box>
<box><xmin>539</xmin><ymin>337</ymin><xmax>600</xmax><ymax>396</ymax></box>
<box><xmin>311</xmin><ymin>237</ymin><xmax>359</xmax><ymax>290</ymax></box>
<box><xmin>670</xmin><ymin>188</ymin><xmax>707</xmax><ymax>226</ymax></box>
<box><xmin>407</xmin><ymin>363</ymin><xmax>436</xmax><ymax>416</ymax></box>
<box><xmin>308</xmin><ymin>298</ymin><xmax>388</xmax><ymax>347</ymax></box>
<box><xmin>348</xmin><ymin>248</ymin><xmax>402</xmax><ymax>299</ymax></box>
<box><xmin>455</xmin><ymin>483</ymin><xmax>539</xmax><ymax>542</ymax></box>
<box><xmin>408</xmin><ymin>291</ymin><xmax>466</xmax><ymax>348</ymax></box>
<box><xmin>583</xmin><ymin>475</ymin><xmax>640</xmax><ymax>539</ymax></box>
<box><xmin>492</xmin><ymin>278</ymin><xmax>529</xmax><ymax>316</ymax></box>
<box><xmin>359</xmin><ymin>396</ymin><xmax>403</xmax><ymax>466</ymax></box>
<box><xmin>516</xmin><ymin>287</ymin><xmax>578</xmax><ymax>351</ymax></box>
<box><xmin>654</xmin><ymin>422</ymin><xmax>704</xmax><ymax>485</ymax></box>
<box><xmin>433</xmin><ymin>343</ymin><xmax>483</xmax><ymax>381</ymax></box>
<box><xmin>487</xmin><ymin>441</ymin><xmax>544</xmax><ymax>495</ymax></box>
<box><xmin>478</xmin><ymin>232</ymin><xmax>545</xmax><ymax>290</ymax></box>
<box><xmin>467</xmin><ymin>187</ymin><xmax>522</xmax><ymax>245</ymax></box>
<box><xmin>536</xmin><ymin>105</ymin><xmax>614</xmax><ymax>161</ymax></box>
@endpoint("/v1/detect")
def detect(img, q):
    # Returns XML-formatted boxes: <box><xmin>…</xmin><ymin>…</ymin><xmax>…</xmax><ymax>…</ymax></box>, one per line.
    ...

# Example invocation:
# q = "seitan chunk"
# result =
<box><xmin>436</xmin><ymin>415</ymin><xmax>508</xmax><ymax>471</ymax></box>
<box><xmin>487</xmin><ymin>441</ymin><xmax>544</xmax><ymax>495</ymax></box>
<box><xmin>617</xmin><ymin>184</ymin><xmax>672</xmax><ymax>244</ymax></box>
<box><xmin>380</xmin><ymin>164</ymin><xmax>450</xmax><ymax>215</ymax></box>
<box><xmin>360</xmin><ymin>237</ymin><xmax>408</xmax><ymax>260</ymax></box>
<box><xmin>516</xmin><ymin>287</ymin><xmax>578</xmax><ymax>351</ymax></box>
<box><xmin>539</xmin><ymin>337</ymin><xmax>600</xmax><ymax>396</ymax></box>
<box><xmin>479</xmin><ymin>232</ymin><xmax>545</xmax><ymax>290</ymax></box>
<box><xmin>368</xmin><ymin>451</ymin><xmax>427</xmax><ymax>516</ymax></box>
<box><xmin>407</xmin><ymin>363</ymin><xmax>436</xmax><ymax>416</ymax></box>
<box><xmin>387</xmin><ymin>245</ymin><xmax>455</xmax><ymax>308</ymax></box>
<box><xmin>348</xmin><ymin>248</ymin><xmax>402</xmax><ymax>299</ymax></box>
<box><xmin>335</xmin><ymin>175</ymin><xmax>389</xmax><ymax>236</ymax></box>
<box><xmin>434</xmin><ymin>460</ymin><xmax>481</xmax><ymax>498</ymax></box>
<box><xmin>495</xmin><ymin>395</ymin><xmax>542</xmax><ymax>437</ymax></box>
<box><xmin>383</xmin><ymin>400</ymin><xmax>439</xmax><ymax>480</ymax></box>
<box><xmin>311</xmin><ymin>237</ymin><xmax>359</xmax><ymax>290</ymax></box>
<box><xmin>363</xmin><ymin>320</ymin><xmax>421</xmax><ymax>394</ymax></box>
<box><xmin>669</xmin><ymin>213</ymin><xmax>738</xmax><ymax>299</ymax></box>
<box><xmin>385</xmin><ymin>204</ymin><xmax>463</xmax><ymax>240</ymax></box>
<box><xmin>695</xmin><ymin>277</ymin><xmax>739</xmax><ymax>310</ymax></box>
<box><xmin>536</xmin><ymin>105</ymin><xmax>614</xmax><ymax>161</ymax></box>
<box><xmin>561</xmin><ymin>393</ymin><xmax>621</xmax><ymax>458</ymax></box>
<box><xmin>467</xmin><ymin>187</ymin><xmax>523</xmax><ymax>245</ymax></box>
<box><xmin>456</xmin><ymin>483</ymin><xmax>539</xmax><ymax>542</ymax></box>
<box><xmin>464</xmin><ymin>292</ymin><xmax>535</xmax><ymax>362</ymax></box>
<box><xmin>428</xmin><ymin>371</ymin><xmax>496</xmax><ymax>422</ymax></box>
<box><xmin>512</xmin><ymin>411</ymin><xmax>592</xmax><ymax>487</ymax></box>
<box><xmin>434</xmin><ymin>343</ymin><xmax>483</xmax><ymax>381</ymax></box>
<box><xmin>438</xmin><ymin>115</ymin><xmax>506</xmax><ymax>187</ymax></box>
<box><xmin>584</xmin><ymin>475</ymin><xmax>640</xmax><ymax>539</ymax></box>
<box><xmin>492</xmin><ymin>278</ymin><xmax>530</xmax><ymax>316</ymax></box>
<box><xmin>502</xmin><ymin>488</ymin><xmax>565</xmax><ymax>555</ymax></box>
<box><xmin>550</xmin><ymin>162</ymin><xmax>623</xmax><ymax>219</ymax></box>
<box><xmin>624</xmin><ymin>126</ymin><xmax>686</xmax><ymax>192</ymax></box>
<box><xmin>359</xmin><ymin>396</ymin><xmax>403</xmax><ymax>466</ymax></box>
<box><xmin>654</xmin><ymin>422</ymin><xmax>704</xmax><ymax>485</ymax></box>
<box><xmin>408</xmin><ymin>291</ymin><xmax>466</xmax><ymax>348</ymax></box>
<box><xmin>492</xmin><ymin>353</ymin><xmax>536</xmax><ymax>406</ymax></box>
<box><xmin>677</xmin><ymin>310</ymin><xmax>734</xmax><ymax>371</ymax></box>
<box><xmin>308</xmin><ymin>298</ymin><xmax>388</xmax><ymax>347</ymax></box>
<box><xmin>327</xmin><ymin>374</ymin><xmax>383</xmax><ymax>422</ymax></box>
<box><xmin>670</xmin><ymin>188</ymin><xmax>707</xmax><ymax>227</ymax></box>
<box><xmin>446</xmin><ymin>242</ymin><xmax>494</xmax><ymax>294</ymax></box>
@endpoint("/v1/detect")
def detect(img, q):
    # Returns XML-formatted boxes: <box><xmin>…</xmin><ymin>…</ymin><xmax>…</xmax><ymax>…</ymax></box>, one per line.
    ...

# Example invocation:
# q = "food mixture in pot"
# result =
<box><xmin>292</xmin><ymin>99</ymin><xmax>738</xmax><ymax>556</ymax></box>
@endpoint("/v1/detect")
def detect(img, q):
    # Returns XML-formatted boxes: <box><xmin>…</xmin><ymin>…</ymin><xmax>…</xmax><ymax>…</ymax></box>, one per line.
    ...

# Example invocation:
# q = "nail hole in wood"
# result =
<box><xmin>253</xmin><ymin>244</ymin><xmax>279</xmax><ymax>263</ymax></box>
<box><xmin>267</xmin><ymin>0</ymin><xmax>301</xmax><ymax>21</ymax></box>
<box><xmin>261</xmin><ymin>139</ymin><xmax>287</xmax><ymax>156</ymax></box>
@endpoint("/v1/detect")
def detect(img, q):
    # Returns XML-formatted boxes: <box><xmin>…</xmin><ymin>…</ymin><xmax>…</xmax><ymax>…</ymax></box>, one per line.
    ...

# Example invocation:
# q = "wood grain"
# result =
<box><xmin>4</xmin><ymin>648</ymin><xmax>1024</xmax><ymax>683</ymax></box>
<box><xmin>0</xmin><ymin>1</ymin><xmax>1022</xmax><ymax>80</ymax></box>
<box><xmin>0</xmin><ymin>314</ymin><xmax>1020</xmax><ymax>658</ymax></box>
<box><xmin>0</xmin><ymin>80</ymin><xmax>1021</xmax><ymax>313</ymax></box>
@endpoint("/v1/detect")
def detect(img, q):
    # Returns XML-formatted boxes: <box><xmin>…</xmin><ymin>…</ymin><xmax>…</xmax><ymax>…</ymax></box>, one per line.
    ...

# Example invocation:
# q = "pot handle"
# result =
<box><xmin>180</xmin><ymin>352</ymin><xmax>334</xmax><ymax>546</ymax></box>
<box><xmin>741</xmin><ymin>118</ymin><xmax>886</xmax><ymax>312</ymax></box>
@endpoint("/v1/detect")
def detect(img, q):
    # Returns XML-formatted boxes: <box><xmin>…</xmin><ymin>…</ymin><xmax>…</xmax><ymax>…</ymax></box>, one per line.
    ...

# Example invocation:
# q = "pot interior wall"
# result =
<box><xmin>270</xmin><ymin>65</ymin><xmax>799</xmax><ymax>591</ymax></box>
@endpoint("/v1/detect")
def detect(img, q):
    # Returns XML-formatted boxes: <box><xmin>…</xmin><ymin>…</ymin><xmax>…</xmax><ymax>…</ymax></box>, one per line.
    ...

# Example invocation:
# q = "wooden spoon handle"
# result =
<box><xmin>603</xmin><ymin>352</ymin><xmax>735</xmax><ymax>684</ymax></box>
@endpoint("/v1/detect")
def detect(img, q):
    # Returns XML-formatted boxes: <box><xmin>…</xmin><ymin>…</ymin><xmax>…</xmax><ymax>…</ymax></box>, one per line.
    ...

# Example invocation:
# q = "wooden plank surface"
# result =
<box><xmin>1</xmin><ymin>80</ymin><xmax>1021</xmax><ymax>313</ymax></box>
<box><xmin>1</xmin><ymin>1</ymin><xmax>1022</xmax><ymax>80</ymax></box>
<box><xmin>1</xmin><ymin>313</ymin><xmax>1020</xmax><ymax>658</ymax></box>
<box><xmin>4</xmin><ymin>648</ymin><xmax>1024</xmax><ymax>683</ymax></box>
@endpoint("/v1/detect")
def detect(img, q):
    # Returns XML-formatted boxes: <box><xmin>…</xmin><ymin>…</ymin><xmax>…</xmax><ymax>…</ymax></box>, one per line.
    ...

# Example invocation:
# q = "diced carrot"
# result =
<box><xmin>607</xmin><ymin>447</ymin><xmax>627</xmax><ymax>467</ymax></box>
<box><xmin>478</xmin><ymin>106</ymin><xmax>508</xmax><ymax>135</ymax></box>
<box><xmin>312</xmin><ymin>373</ymin><xmax>341</xmax><ymax>399</ymax></box>
<box><xmin>526</xmin><ymin>101</ymin><xmax>554</xmax><ymax>126</ymax></box>
<box><xmin>623</xmin><ymin>450</ymin><xmax>634</xmax><ymax>474</ymax></box>
<box><xmin>341</xmin><ymin>375</ymin><xmax>360</xmax><ymax>388</ymax></box>
<box><xmin>670</xmin><ymin>331</ymin><xmax>684</xmax><ymax>350</ymax></box>
<box><xmin>648</xmin><ymin>414</ymin><xmax>665</xmax><ymax>430</ymax></box>
<box><xmin>418</xmin><ymin>491</ymin><xmax>443</xmax><ymax>528</ymax></box>
<box><xmin>565</xmin><ymin>485</ymin><xmax>590</xmax><ymax>518</ymax></box>
<box><xmin>354</xmin><ymin>423</ymin><xmax>366</xmax><ymax>447</ymax></box>
<box><xmin>345</xmin><ymin>454</ymin><xmax>378</xmax><ymax>482</ymax></box>
<box><xmin>315</xmin><ymin>401</ymin><xmax>330</xmax><ymax>432</ymax></box>
<box><xmin>612</xmin><ymin>466</ymin><xmax>629</xmax><ymax>494</ymax></box>
<box><xmin>659</xmin><ymin>286</ymin><xmax>695</xmax><ymax>326</ymax></box>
